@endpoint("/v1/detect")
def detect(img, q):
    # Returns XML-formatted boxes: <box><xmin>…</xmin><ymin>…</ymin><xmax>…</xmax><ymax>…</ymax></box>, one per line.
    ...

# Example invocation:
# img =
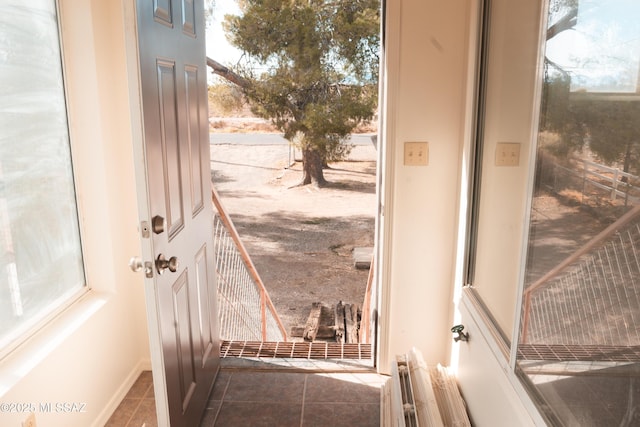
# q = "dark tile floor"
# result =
<box><xmin>105</xmin><ymin>363</ymin><xmax>386</xmax><ymax>426</ymax></box>
<box><xmin>104</xmin><ymin>370</ymin><xmax>156</xmax><ymax>427</ymax></box>
<box><xmin>525</xmin><ymin>361</ymin><xmax>640</xmax><ymax>426</ymax></box>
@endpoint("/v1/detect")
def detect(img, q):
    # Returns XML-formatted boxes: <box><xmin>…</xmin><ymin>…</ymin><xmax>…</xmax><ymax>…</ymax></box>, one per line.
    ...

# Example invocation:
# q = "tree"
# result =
<box><xmin>539</xmin><ymin>0</ymin><xmax>640</xmax><ymax>176</ymax></box>
<box><xmin>542</xmin><ymin>76</ymin><xmax>640</xmax><ymax>176</ymax></box>
<box><xmin>211</xmin><ymin>0</ymin><xmax>380</xmax><ymax>186</ymax></box>
<box><xmin>577</xmin><ymin>99</ymin><xmax>640</xmax><ymax>177</ymax></box>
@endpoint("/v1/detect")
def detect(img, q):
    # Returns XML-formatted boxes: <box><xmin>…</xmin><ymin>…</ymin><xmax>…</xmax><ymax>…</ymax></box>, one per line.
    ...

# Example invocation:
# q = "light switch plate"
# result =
<box><xmin>404</xmin><ymin>141</ymin><xmax>429</xmax><ymax>166</ymax></box>
<box><xmin>495</xmin><ymin>142</ymin><xmax>520</xmax><ymax>166</ymax></box>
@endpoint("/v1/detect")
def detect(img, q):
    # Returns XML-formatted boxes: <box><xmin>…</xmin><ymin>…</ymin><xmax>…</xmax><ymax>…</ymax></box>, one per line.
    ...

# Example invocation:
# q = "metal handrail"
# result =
<box><xmin>359</xmin><ymin>253</ymin><xmax>375</xmax><ymax>344</ymax></box>
<box><xmin>211</xmin><ymin>185</ymin><xmax>287</xmax><ymax>341</ymax></box>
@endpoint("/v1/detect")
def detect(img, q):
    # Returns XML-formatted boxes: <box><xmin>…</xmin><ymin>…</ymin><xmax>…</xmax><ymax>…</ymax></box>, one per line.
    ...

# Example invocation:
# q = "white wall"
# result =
<box><xmin>0</xmin><ymin>1</ymin><xmax>149</xmax><ymax>426</ymax></box>
<box><xmin>456</xmin><ymin>291</ymin><xmax>546</xmax><ymax>426</ymax></box>
<box><xmin>379</xmin><ymin>0</ymin><xmax>473</xmax><ymax>370</ymax></box>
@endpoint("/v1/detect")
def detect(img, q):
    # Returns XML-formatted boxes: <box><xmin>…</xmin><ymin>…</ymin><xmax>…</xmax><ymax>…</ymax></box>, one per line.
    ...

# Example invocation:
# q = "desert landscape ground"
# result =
<box><xmin>209</xmin><ymin>124</ymin><xmax>377</xmax><ymax>340</ymax></box>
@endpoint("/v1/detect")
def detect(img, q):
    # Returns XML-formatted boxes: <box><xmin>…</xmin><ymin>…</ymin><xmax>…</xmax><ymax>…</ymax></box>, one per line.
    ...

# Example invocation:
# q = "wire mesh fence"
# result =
<box><xmin>211</xmin><ymin>188</ymin><xmax>287</xmax><ymax>342</ymax></box>
<box><xmin>521</xmin><ymin>206</ymin><xmax>640</xmax><ymax>346</ymax></box>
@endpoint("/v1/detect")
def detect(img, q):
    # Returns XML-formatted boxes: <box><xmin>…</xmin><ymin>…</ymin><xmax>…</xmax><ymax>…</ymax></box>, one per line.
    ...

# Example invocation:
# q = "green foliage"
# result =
<box><xmin>541</xmin><ymin>0</ymin><xmax>640</xmax><ymax>176</ymax></box>
<box><xmin>223</xmin><ymin>0</ymin><xmax>380</xmax><ymax>165</ymax></box>
<box><xmin>579</xmin><ymin>100</ymin><xmax>640</xmax><ymax>174</ymax></box>
<box><xmin>540</xmin><ymin>69</ymin><xmax>640</xmax><ymax>175</ymax></box>
<box><xmin>539</xmin><ymin>72</ymin><xmax>587</xmax><ymax>157</ymax></box>
<box><xmin>208</xmin><ymin>83</ymin><xmax>245</xmax><ymax>115</ymax></box>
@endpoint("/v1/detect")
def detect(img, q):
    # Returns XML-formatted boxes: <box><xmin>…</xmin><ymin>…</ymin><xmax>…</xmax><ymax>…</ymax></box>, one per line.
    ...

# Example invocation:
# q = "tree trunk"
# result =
<box><xmin>301</xmin><ymin>147</ymin><xmax>327</xmax><ymax>187</ymax></box>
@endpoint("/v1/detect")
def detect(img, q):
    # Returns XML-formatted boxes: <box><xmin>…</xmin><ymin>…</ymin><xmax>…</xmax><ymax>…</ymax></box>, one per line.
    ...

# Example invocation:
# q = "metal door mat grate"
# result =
<box><xmin>518</xmin><ymin>344</ymin><xmax>640</xmax><ymax>362</ymax></box>
<box><xmin>221</xmin><ymin>340</ymin><xmax>372</xmax><ymax>360</ymax></box>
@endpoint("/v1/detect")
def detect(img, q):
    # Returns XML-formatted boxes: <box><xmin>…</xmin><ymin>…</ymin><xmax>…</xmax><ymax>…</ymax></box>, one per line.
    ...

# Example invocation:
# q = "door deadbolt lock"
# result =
<box><xmin>156</xmin><ymin>253</ymin><xmax>179</xmax><ymax>274</ymax></box>
<box><xmin>152</xmin><ymin>215</ymin><xmax>166</xmax><ymax>234</ymax></box>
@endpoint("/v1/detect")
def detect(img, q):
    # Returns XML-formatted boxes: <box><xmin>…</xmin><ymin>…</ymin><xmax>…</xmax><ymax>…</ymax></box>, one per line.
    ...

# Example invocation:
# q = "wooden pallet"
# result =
<box><xmin>290</xmin><ymin>301</ymin><xmax>361</xmax><ymax>343</ymax></box>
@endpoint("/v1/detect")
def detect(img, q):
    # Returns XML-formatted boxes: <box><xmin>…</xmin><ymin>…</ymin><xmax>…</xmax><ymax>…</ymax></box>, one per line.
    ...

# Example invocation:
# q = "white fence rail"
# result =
<box><xmin>547</xmin><ymin>158</ymin><xmax>640</xmax><ymax>205</ymax></box>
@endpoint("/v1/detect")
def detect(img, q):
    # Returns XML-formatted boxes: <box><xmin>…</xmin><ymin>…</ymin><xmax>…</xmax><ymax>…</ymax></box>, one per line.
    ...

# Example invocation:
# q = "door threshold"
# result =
<box><xmin>220</xmin><ymin>340</ymin><xmax>375</xmax><ymax>372</ymax></box>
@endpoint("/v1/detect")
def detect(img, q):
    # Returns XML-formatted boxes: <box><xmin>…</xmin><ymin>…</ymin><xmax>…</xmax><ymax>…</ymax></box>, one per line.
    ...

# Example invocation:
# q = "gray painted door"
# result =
<box><xmin>134</xmin><ymin>1</ymin><xmax>219</xmax><ymax>425</ymax></box>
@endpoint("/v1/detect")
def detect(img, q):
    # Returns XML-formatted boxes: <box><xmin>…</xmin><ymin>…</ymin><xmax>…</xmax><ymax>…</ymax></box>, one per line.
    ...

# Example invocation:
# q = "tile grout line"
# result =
<box><xmin>212</xmin><ymin>371</ymin><xmax>232</xmax><ymax>426</ymax></box>
<box><xmin>299</xmin><ymin>373</ymin><xmax>308</xmax><ymax>427</ymax></box>
<box><xmin>123</xmin><ymin>399</ymin><xmax>142</xmax><ymax>427</ymax></box>
<box><xmin>125</xmin><ymin>382</ymin><xmax>152</xmax><ymax>427</ymax></box>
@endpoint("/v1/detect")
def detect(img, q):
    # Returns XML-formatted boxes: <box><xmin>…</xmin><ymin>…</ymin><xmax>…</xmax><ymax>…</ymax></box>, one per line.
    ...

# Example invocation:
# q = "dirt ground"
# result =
<box><xmin>210</xmin><ymin>137</ymin><xmax>377</xmax><ymax>338</ymax></box>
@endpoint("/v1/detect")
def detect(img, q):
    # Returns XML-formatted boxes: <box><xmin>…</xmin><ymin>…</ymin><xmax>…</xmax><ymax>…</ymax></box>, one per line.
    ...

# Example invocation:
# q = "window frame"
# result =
<box><xmin>459</xmin><ymin>3</ymin><xmax>561</xmax><ymax>423</ymax></box>
<box><xmin>464</xmin><ymin>0</ymin><xmax>550</xmax><ymax>354</ymax></box>
<box><xmin>462</xmin><ymin>0</ymin><xmax>560</xmax><ymax>421</ymax></box>
<box><xmin>0</xmin><ymin>0</ymin><xmax>89</xmax><ymax>360</ymax></box>
<box><xmin>465</xmin><ymin>0</ymin><xmax>640</xmax><ymax>423</ymax></box>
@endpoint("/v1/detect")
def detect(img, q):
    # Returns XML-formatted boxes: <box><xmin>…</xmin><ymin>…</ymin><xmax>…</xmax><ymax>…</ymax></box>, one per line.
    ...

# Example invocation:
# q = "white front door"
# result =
<box><xmin>131</xmin><ymin>1</ymin><xmax>220</xmax><ymax>425</ymax></box>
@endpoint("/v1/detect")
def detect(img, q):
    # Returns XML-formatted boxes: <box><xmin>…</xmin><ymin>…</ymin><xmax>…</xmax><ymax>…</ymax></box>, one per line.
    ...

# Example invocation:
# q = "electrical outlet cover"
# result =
<box><xmin>22</xmin><ymin>413</ymin><xmax>36</xmax><ymax>427</ymax></box>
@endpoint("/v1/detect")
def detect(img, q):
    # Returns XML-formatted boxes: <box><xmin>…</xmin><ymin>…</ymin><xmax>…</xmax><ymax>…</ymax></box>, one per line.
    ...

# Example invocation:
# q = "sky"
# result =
<box><xmin>205</xmin><ymin>1</ymin><xmax>243</xmax><ymax>66</ymax></box>
<box><xmin>546</xmin><ymin>0</ymin><xmax>640</xmax><ymax>92</ymax></box>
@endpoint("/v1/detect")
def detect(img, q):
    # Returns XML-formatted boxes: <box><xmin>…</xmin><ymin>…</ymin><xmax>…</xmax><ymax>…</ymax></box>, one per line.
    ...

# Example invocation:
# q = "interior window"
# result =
<box><xmin>516</xmin><ymin>0</ymin><xmax>640</xmax><ymax>424</ymax></box>
<box><xmin>468</xmin><ymin>0</ymin><xmax>543</xmax><ymax>337</ymax></box>
<box><xmin>0</xmin><ymin>1</ymin><xmax>86</xmax><ymax>356</ymax></box>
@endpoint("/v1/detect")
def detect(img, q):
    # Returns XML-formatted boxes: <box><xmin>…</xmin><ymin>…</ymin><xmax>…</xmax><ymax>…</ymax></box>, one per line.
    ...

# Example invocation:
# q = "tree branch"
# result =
<box><xmin>206</xmin><ymin>56</ymin><xmax>250</xmax><ymax>88</ymax></box>
<box><xmin>547</xmin><ymin>8</ymin><xmax>578</xmax><ymax>40</ymax></box>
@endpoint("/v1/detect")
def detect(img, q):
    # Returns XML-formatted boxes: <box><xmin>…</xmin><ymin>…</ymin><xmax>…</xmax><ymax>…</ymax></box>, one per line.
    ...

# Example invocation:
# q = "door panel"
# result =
<box><xmin>134</xmin><ymin>0</ymin><xmax>219</xmax><ymax>425</ymax></box>
<box><xmin>184</xmin><ymin>65</ymin><xmax>205</xmax><ymax>215</ymax></box>
<box><xmin>195</xmin><ymin>245</ymin><xmax>215</xmax><ymax>365</ymax></box>
<box><xmin>156</xmin><ymin>60</ymin><xmax>185</xmax><ymax>238</ymax></box>
<box><xmin>170</xmin><ymin>271</ymin><xmax>197</xmax><ymax>411</ymax></box>
<box><xmin>154</xmin><ymin>0</ymin><xmax>172</xmax><ymax>25</ymax></box>
<box><xmin>182</xmin><ymin>0</ymin><xmax>196</xmax><ymax>36</ymax></box>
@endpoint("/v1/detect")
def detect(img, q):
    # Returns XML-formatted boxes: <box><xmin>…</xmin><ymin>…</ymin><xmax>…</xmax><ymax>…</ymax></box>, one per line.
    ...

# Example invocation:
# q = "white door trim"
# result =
<box><xmin>122</xmin><ymin>0</ymin><xmax>170</xmax><ymax>424</ymax></box>
<box><xmin>375</xmin><ymin>0</ymin><xmax>401</xmax><ymax>374</ymax></box>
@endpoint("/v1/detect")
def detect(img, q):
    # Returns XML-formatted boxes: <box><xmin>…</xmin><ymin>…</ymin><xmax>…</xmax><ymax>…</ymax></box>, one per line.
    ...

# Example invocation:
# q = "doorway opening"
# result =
<box><xmin>204</xmin><ymin>1</ymin><xmax>382</xmax><ymax>356</ymax></box>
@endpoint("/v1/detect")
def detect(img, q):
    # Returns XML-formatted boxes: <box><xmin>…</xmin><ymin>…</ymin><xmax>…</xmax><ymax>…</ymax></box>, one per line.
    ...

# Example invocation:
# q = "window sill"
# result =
<box><xmin>0</xmin><ymin>290</ymin><xmax>108</xmax><ymax>398</ymax></box>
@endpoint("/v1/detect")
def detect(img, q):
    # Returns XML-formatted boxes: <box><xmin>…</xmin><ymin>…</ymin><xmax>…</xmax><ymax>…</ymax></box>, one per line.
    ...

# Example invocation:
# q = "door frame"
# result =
<box><xmin>374</xmin><ymin>0</ymin><xmax>398</xmax><ymax>373</ymax></box>
<box><xmin>124</xmin><ymin>6</ymin><xmax>389</xmax><ymax>422</ymax></box>
<box><xmin>123</xmin><ymin>0</ymin><xmax>170</xmax><ymax>424</ymax></box>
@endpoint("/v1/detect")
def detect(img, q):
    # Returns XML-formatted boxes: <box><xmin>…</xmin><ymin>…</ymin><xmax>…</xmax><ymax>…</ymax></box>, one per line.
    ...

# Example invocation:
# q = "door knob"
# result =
<box><xmin>156</xmin><ymin>253</ymin><xmax>179</xmax><ymax>274</ymax></box>
<box><xmin>451</xmin><ymin>324</ymin><xmax>469</xmax><ymax>342</ymax></box>
<box><xmin>129</xmin><ymin>256</ymin><xmax>143</xmax><ymax>272</ymax></box>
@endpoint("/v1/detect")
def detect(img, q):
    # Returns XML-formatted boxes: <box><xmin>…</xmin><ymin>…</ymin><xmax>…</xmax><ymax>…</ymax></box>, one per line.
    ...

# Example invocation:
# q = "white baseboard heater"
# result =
<box><xmin>381</xmin><ymin>348</ymin><xmax>471</xmax><ymax>427</ymax></box>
